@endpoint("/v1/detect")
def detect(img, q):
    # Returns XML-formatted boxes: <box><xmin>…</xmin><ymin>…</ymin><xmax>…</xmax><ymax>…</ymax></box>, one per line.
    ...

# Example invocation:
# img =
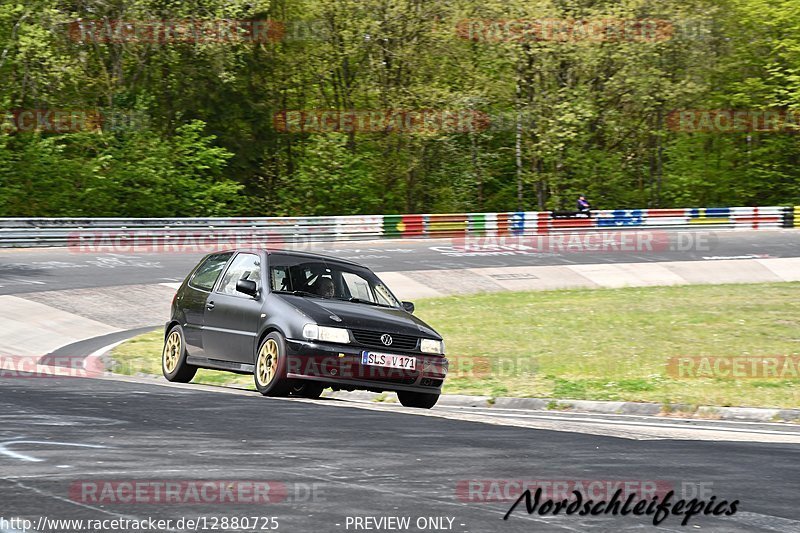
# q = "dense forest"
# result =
<box><xmin>1</xmin><ymin>0</ymin><xmax>799</xmax><ymax>217</ymax></box>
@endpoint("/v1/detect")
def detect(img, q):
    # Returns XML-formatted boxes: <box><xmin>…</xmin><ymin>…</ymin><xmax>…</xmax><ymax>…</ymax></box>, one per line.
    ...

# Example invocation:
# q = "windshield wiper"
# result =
<box><xmin>273</xmin><ymin>290</ymin><xmax>323</xmax><ymax>298</ymax></box>
<box><xmin>337</xmin><ymin>297</ymin><xmax>396</xmax><ymax>308</ymax></box>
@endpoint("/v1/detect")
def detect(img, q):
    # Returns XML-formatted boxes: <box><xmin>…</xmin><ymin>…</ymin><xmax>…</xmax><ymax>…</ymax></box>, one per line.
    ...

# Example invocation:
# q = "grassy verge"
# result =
<box><xmin>111</xmin><ymin>282</ymin><xmax>800</xmax><ymax>409</ymax></box>
<box><xmin>111</xmin><ymin>331</ymin><xmax>255</xmax><ymax>389</ymax></box>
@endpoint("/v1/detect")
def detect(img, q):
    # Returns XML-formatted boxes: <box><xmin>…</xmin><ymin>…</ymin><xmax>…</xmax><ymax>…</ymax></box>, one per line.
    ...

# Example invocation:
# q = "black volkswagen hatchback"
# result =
<box><xmin>163</xmin><ymin>250</ymin><xmax>448</xmax><ymax>408</ymax></box>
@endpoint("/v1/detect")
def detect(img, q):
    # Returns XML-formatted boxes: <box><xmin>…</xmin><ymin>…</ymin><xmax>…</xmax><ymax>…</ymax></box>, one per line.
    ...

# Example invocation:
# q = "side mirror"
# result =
<box><xmin>402</xmin><ymin>301</ymin><xmax>415</xmax><ymax>314</ymax></box>
<box><xmin>236</xmin><ymin>279</ymin><xmax>259</xmax><ymax>298</ymax></box>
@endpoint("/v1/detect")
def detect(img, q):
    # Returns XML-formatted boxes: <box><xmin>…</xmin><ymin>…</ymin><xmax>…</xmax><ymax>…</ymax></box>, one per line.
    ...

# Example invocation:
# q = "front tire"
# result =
<box><xmin>254</xmin><ymin>332</ymin><xmax>291</xmax><ymax>397</ymax></box>
<box><xmin>290</xmin><ymin>381</ymin><xmax>325</xmax><ymax>399</ymax></box>
<box><xmin>397</xmin><ymin>391</ymin><xmax>439</xmax><ymax>409</ymax></box>
<box><xmin>162</xmin><ymin>325</ymin><xmax>197</xmax><ymax>383</ymax></box>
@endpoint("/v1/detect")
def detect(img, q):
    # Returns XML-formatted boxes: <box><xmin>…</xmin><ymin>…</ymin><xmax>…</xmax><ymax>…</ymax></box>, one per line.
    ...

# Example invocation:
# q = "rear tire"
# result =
<box><xmin>162</xmin><ymin>325</ymin><xmax>197</xmax><ymax>383</ymax></box>
<box><xmin>254</xmin><ymin>332</ymin><xmax>291</xmax><ymax>397</ymax></box>
<box><xmin>397</xmin><ymin>391</ymin><xmax>439</xmax><ymax>409</ymax></box>
<box><xmin>290</xmin><ymin>381</ymin><xmax>325</xmax><ymax>399</ymax></box>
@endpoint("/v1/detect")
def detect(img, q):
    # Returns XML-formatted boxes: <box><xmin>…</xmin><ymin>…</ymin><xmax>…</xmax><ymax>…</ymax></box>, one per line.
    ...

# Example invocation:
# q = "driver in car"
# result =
<box><xmin>316</xmin><ymin>277</ymin><xmax>335</xmax><ymax>298</ymax></box>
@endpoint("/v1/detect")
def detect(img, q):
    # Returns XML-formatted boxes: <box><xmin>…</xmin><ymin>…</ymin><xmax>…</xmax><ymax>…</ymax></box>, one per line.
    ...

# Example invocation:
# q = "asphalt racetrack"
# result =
<box><xmin>0</xmin><ymin>229</ymin><xmax>799</xmax><ymax>294</ymax></box>
<box><xmin>0</xmin><ymin>230</ymin><xmax>799</xmax><ymax>532</ymax></box>
<box><xmin>1</xmin><ymin>375</ymin><xmax>799</xmax><ymax>532</ymax></box>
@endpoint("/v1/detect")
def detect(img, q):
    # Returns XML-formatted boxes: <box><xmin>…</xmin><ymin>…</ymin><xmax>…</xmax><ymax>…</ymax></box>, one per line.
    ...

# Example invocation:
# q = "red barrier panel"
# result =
<box><xmin>550</xmin><ymin>218</ymin><xmax>595</xmax><ymax>230</ymax></box>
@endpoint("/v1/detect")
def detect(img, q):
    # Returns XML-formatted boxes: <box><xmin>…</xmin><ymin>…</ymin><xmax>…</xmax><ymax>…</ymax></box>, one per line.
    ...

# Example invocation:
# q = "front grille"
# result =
<box><xmin>351</xmin><ymin>329</ymin><xmax>419</xmax><ymax>351</ymax></box>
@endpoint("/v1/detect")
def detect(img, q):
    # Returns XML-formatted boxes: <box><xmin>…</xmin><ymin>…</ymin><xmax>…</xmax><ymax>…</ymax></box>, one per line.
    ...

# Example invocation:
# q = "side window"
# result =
<box><xmin>217</xmin><ymin>253</ymin><xmax>261</xmax><ymax>296</ymax></box>
<box><xmin>189</xmin><ymin>253</ymin><xmax>232</xmax><ymax>292</ymax></box>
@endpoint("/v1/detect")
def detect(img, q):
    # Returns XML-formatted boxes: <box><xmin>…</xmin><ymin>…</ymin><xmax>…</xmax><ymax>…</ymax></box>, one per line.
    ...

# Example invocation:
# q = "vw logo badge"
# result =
<box><xmin>380</xmin><ymin>334</ymin><xmax>393</xmax><ymax>346</ymax></box>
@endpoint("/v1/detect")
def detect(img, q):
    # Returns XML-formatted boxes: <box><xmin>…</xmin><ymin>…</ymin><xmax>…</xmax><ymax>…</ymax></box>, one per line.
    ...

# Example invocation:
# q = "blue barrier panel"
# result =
<box><xmin>689</xmin><ymin>207</ymin><xmax>731</xmax><ymax>218</ymax></box>
<box><xmin>510</xmin><ymin>212</ymin><xmax>526</xmax><ymax>235</ymax></box>
<box><xmin>596</xmin><ymin>210</ymin><xmax>645</xmax><ymax>227</ymax></box>
<box><xmin>705</xmin><ymin>207</ymin><xmax>731</xmax><ymax>217</ymax></box>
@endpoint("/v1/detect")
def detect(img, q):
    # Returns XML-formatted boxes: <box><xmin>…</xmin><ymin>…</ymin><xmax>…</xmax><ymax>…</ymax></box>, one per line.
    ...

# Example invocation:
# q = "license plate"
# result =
<box><xmin>361</xmin><ymin>351</ymin><xmax>416</xmax><ymax>371</ymax></box>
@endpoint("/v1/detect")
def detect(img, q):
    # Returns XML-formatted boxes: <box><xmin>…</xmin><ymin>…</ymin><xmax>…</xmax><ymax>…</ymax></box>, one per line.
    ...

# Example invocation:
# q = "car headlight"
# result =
<box><xmin>420</xmin><ymin>338</ymin><xmax>444</xmax><ymax>354</ymax></box>
<box><xmin>302</xmin><ymin>324</ymin><xmax>350</xmax><ymax>344</ymax></box>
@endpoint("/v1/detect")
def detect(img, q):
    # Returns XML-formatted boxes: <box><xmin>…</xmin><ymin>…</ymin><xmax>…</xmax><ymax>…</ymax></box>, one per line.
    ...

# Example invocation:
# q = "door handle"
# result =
<box><xmin>206</xmin><ymin>301</ymin><xmax>215</xmax><ymax>310</ymax></box>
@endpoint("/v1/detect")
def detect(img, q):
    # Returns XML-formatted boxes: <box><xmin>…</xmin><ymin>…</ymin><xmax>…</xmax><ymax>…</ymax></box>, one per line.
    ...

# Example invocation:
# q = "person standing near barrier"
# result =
<box><xmin>577</xmin><ymin>195</ymin><xmax>592</xmax><ymax>217</ymax></box>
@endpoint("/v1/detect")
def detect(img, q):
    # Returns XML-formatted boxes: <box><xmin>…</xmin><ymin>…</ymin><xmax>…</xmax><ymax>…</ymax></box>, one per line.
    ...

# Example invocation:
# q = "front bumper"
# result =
<box><xmin>285</xmin><ymin>338</ymin><xmax>448</xmax><ymax>393</ymax></box>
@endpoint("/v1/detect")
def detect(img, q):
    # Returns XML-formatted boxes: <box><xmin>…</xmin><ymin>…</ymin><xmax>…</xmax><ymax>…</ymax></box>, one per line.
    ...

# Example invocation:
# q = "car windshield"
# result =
<box><xmin>268</xmin><ymin>254</ymin><xmax>401</xmax><ymax>308</ymax></box>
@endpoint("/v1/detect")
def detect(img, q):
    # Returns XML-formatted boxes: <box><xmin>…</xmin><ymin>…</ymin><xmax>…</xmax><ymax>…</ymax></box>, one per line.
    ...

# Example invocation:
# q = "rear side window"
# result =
<box><xmin>189</xmin><ymin>253</ymin><xmax>233</xmax><ymax>291</ymax></box>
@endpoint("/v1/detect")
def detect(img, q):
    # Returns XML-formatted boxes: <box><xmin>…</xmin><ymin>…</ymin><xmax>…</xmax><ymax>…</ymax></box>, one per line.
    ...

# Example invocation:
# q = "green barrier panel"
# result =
<box><xmin>469</xmin><ymin>213</ymin><xmax>486</xmax><ymax>235</ymax></box>
<box><xmin>383</xmin><ymin>215</ymin><xmax>403</xmax><ymax>238</ymax></box>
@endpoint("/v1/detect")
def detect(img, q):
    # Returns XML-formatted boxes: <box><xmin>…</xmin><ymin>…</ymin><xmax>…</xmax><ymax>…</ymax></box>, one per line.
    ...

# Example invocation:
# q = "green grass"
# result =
<box><xmin>111</xmin><ymin>331</ymin><xmax>255</xmax><ymax>389</ymax></box>
<box><xmin>111</xmin><ymin>282</ymin><xmax>800</xmax><ymax>409</ymax></box>
<box><xmin>418</xmin><ymin>282</ymin><xmax>800</xmax><ymax>408</ymax></box>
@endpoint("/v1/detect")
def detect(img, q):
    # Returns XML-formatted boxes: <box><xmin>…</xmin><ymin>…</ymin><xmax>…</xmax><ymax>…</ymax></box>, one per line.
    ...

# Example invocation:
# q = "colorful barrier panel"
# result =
<box><xmin>729</xmin><ymin>207</ymin><xmax>784</xmax><ymax>230</ymax></box>
<box><xmin>383</xmin><ymin>214</ymin><xmax>424</xmax><ymax>238</ymax></box>
<box><xmin>0</xmin><ymin>206</ymin><xmax>793</xmax><ymax>247</ymax></box>
<box><xmin>688</xmin><ymin>207</ymin><xmax>732</xmax><ymax>225</ymax></box>
<box><xmin>596</xmin><ymin>210</ymin><xmax>645</xmax><ymax>227</ymax></box>
<box><xmin>467</xmin><ymin>213</ymin><xmax>488</xmax><ymax>235</ymax></box>
<box><xmin>426</xmin><ymin>214</ymin><xmax>468</xmax><ymax>237</ymax></box>
<box><xmin>335</xmin><ymin>215</ymin><xmax>383</xmax><ymax>240</ymax></box>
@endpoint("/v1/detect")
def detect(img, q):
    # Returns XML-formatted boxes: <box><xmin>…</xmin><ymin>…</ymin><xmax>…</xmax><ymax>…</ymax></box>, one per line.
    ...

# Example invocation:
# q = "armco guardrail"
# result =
<box><xmin>0</xmin><ymin>206</ymin><xmax>794</xmax><ymax>248</ymax></box>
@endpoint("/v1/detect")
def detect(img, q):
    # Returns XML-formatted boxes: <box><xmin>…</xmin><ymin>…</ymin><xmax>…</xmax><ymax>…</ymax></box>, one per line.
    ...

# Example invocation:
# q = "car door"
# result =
<box><xmin>202</xmin><ymin>252</ymin><xmax>264</xmax><ymax>365</ymax></box>
<box><xmin>182</xmin><ymin>252</ymin><xmax>233</xmax><ymax>357</ymax></box>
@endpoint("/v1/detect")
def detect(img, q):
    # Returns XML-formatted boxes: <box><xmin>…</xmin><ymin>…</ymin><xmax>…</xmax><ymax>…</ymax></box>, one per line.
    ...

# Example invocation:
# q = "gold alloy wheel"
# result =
<box><xmin>163</xmin><ymin>331</ymin><xmax>181</xmax><ymax>373</ymax></box>
<box><xmin>257</xmin><ymin>339</ymin><xmax>279</xmax><ymax>386</ymax></box>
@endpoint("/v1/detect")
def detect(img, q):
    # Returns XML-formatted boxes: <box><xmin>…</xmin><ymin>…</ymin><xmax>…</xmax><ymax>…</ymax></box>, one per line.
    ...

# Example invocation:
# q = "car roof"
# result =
<box><xmin>217</xmin><ymin>248</ymin><xmax>365</xmax><ymax>268</ymax></box>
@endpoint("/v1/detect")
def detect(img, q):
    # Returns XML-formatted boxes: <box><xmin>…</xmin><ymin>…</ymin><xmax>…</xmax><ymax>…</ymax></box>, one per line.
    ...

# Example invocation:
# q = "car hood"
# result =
<box><xmin>276</xmin><ymin>295</ymin><xmax>441</xmax><ymax>339</ymax></box>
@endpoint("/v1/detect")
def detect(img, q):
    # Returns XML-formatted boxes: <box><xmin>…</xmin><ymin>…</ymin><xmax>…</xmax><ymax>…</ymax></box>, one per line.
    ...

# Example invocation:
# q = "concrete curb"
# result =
<box><xmin>321</xmin><ymin>391</ymin><xmax>800</xmax><ymax>423</ymax></box>
<box><xmin>387</xmin><ymin>257</ymin><xmax>800</xmax><ymax>300</ymax></box>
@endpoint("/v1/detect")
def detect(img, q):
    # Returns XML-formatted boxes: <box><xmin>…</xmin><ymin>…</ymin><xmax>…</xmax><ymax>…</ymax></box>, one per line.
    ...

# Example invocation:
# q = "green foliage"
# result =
<box><xmin>0</xmin><ymin>121</ymin><xmax>239</xmax><ymax>216</ymax></box>
<box><xmin>0</xmin><ymin>0</ymin><xmax>799</xmax><ymax>216</ymax></box>
<box><xmin>275</xmin><ymin>135</ymin><xmax>380</xmax><ymax>215</ymax></box>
